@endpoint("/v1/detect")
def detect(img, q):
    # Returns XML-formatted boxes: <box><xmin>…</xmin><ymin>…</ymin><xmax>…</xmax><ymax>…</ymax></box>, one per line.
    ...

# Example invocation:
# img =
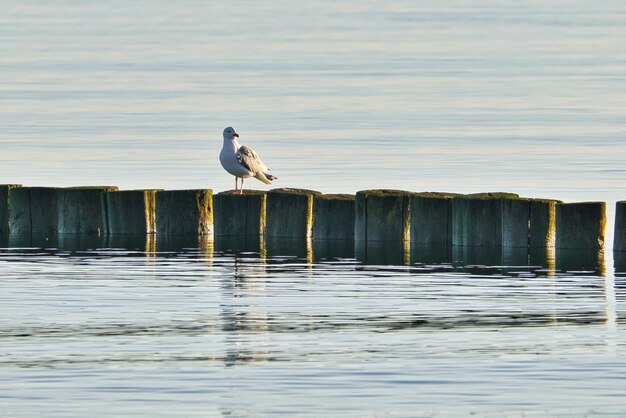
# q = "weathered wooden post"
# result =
<box><xmin>451</xmin><ymin>193</ymin><xmax>529</xmax><ymax>247</ymax></box>
<box><xmin>0</xmin><ymin>184</ymin><xmax>21</xmax><ymax>234</ymax></box>
<box><xmin>103</xmin><ymin>189</ymin><xmax>162</xmax><ymax>234</ymax></box>
<box><xmin>555</xmin><ymin>202</ymin><xmax>606</xmax><ymax>249</ymax></box>
<box><xmin>614</xmin><ymin>201</ymin><xmax>626</xmax><ymax>253</ymax></box>
<box><xmin>58</xmin><ymin>186</ymin><xmax>119</xmax><ymax>234</ymax></box>
<box><xmin>355</xmin><ymin>189</ymin><xmax>413</xmax><ymax>242</ymax></box>
<box><xmin>312</xmin><ymin>194</ymin><xmax>355</xmax><ymax>240</ymax></box>
<box><xmin>265</xmin><ymin>188</ymin><xmax>321</xmax><ymax>238</ymax></box>
<box><xmin>9</xmin><ymin>187</ymin><xmax>60</xmax><ymax>235</ymax></box>
<box><xmin>155</xmin><ymin>189</ymin><xmax>213</xmax><ymax>236</ymax></box>
<box><xmin>410</xmin><ymin>192</ymin><xmax>459</xmax><ymax>245</ymax></box>
<box><xmin>529</xmin><ymin>199</ymin><xmax>559</xmax><ymax>247</ymax></box>
<box><xmin>213</xmin><ymin>190</ymin><xmax>267</xmax><ymax>236</ymax></box>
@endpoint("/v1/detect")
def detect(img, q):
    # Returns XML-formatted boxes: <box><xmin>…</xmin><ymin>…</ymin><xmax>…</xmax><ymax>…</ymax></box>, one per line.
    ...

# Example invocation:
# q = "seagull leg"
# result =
<box><xmin>240</xmin><ymin>178</ymin><xmax>245</xmax><ymax>194</ymax></box>
<box><xmin>234</xmin><ymin>177</ymin><xmax>238</xmax><ymax>192</ymax></box>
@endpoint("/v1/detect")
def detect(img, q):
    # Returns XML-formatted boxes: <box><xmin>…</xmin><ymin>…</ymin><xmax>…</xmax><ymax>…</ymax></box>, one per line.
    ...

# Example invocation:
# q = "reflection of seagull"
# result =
<box><xmin>220</xmin><ymin>126</ymin><xmax>277</xmax><ymax>194</ymax></box>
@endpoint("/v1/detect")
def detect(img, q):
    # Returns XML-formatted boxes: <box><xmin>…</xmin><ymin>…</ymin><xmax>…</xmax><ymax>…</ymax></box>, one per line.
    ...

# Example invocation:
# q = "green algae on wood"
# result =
<box><xmin>0</xmin><ymin>184</ymin><xmax>22</xmax><ymax>234</ymax></box>
<box><xmin>266</xmin><ymin>188</ymin><xmax>321</xmax><ymax>238</ymax></box>
<box><xmin>58</xmin><ymin>186</ymin><xmax>119</xmax><ymax>234</ymax></box>
<box><xmin>556</xmin><ymin>202</ymin><xmax>606</xmax><ymax>249</ymax></box>
<box><xmin>355</xmin><ymin>189</ymin><xmax>413</xmax><ymax>242</ymax></box>
<box><xmin>104</xmin><ymin>189</ymin><xmax>162</xmax><ymax>235</ymax></box>
<box><xmin>156</xmin><ymin>189</ymin><xmax>213</xmax><ymax>236</ymax></box>
<box><xmin>214</xmin><ymin>189</ymin><xmax>267</xmax><ymax>236</ymax></box>
<box><xmin>9</xmin><ymin>187</ymin><xmax>60</xmax><ymax>236</ymax></box>
<box><xmin>312</xmin><ymin>194</ymin><xmax>355</xmax><ymax>240</ymax></box>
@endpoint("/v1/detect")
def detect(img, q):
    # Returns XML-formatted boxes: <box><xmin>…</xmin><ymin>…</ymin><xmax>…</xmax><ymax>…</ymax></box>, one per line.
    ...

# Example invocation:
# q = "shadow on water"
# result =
<box><xmin>215</xmin><ymin>235</ymin><xmax>264</xmax><ymax>256</ymax></box>
<box><xmin>0</xmin><ymin>233</ymin><xmax>610</xmax><ymax>276</ymax></box>
<box><xmin>313</xmin><ymin>239</ymin><xmax>354</xmax><ymax>262</ymax></box>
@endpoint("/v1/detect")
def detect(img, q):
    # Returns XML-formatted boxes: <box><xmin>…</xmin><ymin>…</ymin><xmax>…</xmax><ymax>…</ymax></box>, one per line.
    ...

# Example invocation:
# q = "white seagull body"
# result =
<box><xmin>219</xmin><ymin>126</ymin><xmax>277</xmax><ymax>193</ymax></box>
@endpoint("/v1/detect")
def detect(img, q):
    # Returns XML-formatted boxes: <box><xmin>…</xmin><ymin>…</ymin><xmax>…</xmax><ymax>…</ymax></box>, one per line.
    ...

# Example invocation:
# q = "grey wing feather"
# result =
<box><xmin>236</xmin><ymin>145</ymin><xmax>269</xmax><ymax>173</ymax></box>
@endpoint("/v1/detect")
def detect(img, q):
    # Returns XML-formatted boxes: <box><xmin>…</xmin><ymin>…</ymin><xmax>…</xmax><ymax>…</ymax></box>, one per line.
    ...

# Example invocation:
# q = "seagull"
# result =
<box><xmin>219</xmin><ymin>126</ymin><xmax>277</xmax><ymax>194</ymax></box>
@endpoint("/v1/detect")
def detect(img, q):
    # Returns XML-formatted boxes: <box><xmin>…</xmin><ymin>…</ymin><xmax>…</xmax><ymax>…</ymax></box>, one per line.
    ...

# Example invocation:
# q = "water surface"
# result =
<box><xmin>1</xmin><ymin>236</ymin><xmax>625</xmax><ymax>416</ymax></box>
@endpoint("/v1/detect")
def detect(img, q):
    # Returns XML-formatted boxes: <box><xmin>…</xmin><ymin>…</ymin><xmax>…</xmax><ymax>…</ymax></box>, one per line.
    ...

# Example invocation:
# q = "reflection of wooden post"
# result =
<box><xmin>451</xmin><ymin>193</ymin><xmax>529</xmax><ymax>247</ymax></box>
<box><xmin>410</xmin><ymin>193</ymin><xmax>458</xmax><ymax>245</ymax></box>
<box><xmin>214</xmin><ymin>190</ymin><xmax>266</xmax><ymax>237</ymax></box>
<box><xmin>0</xmin><ymin>184</ymin><xmax>21</xmax><ymax>234</ymax></box>
<box><xmin>58</xmin><ymin>186</ymin><xmax>118</xmax><ymax>234</ymax></box>
<box><xmin>104</xmin><ymin>190</ymin><xmax>162</xmax><ymax>234</ymax></box>
<box><xmin>555</xmin><ymin>202</ymin><xmax>606</xmax><ymax>249</ymax></box>
<box><xmin>615</xmin><ymin>201</ymin><xmax>626</xmax><ymax>253</ymax></box>
<box><xmin>266</xmin><ymin>188</ymin><xmax>321</xmax><ymax>238</ymax></box>
<box><xmin>9</xmin><ymin>187</ymin><xmax>60</xmax><ymax>236</ymax></box>
<box><xmin>155</xmin><ymin>189</ymin><xmax>213</xmax><ymax>236</ymax></box>
<box><xmin>355</xmin><ymin>189</ymin><xmax>412</xmax><ymax>241</ymax></box>
<box><xmin>313</xmin><ymin>194</ymin><xmax>355</xmax><ymax>240</ymax></box>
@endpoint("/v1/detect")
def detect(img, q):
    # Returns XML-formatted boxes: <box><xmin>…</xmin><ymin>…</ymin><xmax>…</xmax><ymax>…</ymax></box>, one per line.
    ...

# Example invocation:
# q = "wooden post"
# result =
<box><xmin>265</xmin><ymin>188</ymin><xmax>321</xmax><ymax>238</ymax></box>
<box><xmin>451</xmin><ymin>193</ymin><xmax>529</xmax><ymax>247</ymax></box>
<box><xmin>312</xmin><ymin>194</ymin><xmax>355</xmax><ymax>240</ymax></box>
<box><xmin>555</xmin><ymin>202</ymin><xmax>606</xmax><ymax>249</ymax></box>
<box><xmin>9</xmin><ymin>187</ymin><xmax>60</xmax><ymax>236</ymax></box>
<box><xmin>410</xmin><ymin>192</ymin><xmax>459</xmax><ymax>245</ymax></box>
<box><xmin>529</xmin><ymin>199</ymin><xmax>559</xmax><ymax>247</ymax></box>
<box><xmin>0</xmin><ymin>184</ymin><xmax>21</xmax><ymax>234</ymax></box>
<box><xmin>355</xmin><ymin>189</ymin><xmax>412</xmax><ymax>241</ymax></box>
<box><xmin>103</xmin><ymin>190</ymin><xmax>162</xmax><ymax>234</ymax></box>
<box><xmin>58</xmin><ymin>186</ymin><xmax>119</xmax><ymax>234</ymax></box>
<box><xmin>213</xmin><ymin>190</ymin><xmax>266</xmax><ymax>236</ymax></box>
<box><xmin>155</xmin><ymin>189</ymin><xmax>213</xmax><ymax>236</ymax></box>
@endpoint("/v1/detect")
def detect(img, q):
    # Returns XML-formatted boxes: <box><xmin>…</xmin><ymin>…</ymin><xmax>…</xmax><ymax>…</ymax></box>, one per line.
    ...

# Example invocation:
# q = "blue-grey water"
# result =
<box><xmin>2</xmin><ymin>0</ymin><xmax>626</xmax><ymax>416</ymax></box>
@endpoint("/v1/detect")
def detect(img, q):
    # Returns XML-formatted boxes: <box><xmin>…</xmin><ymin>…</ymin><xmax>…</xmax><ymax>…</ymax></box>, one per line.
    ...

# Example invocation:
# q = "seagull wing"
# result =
<box><xmin>236</xmin><ymin>145</ymin><xmax>269</xmax><ymax>174</ymax></box>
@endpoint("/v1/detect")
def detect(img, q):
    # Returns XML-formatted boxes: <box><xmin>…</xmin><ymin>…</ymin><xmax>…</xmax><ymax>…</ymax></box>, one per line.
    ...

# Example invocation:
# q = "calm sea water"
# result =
<box><xmin>2</xmin><ymin>0</ymin><xmax>626</xmax><ymax>416</ymax></box>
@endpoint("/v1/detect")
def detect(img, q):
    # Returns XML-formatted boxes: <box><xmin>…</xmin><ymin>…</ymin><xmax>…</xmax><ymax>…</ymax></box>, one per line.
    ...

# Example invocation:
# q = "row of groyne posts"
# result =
<box><xmin>1</xmin><ymin>184</ymin><xmax>625</xmax><ymax>252</ymax></box>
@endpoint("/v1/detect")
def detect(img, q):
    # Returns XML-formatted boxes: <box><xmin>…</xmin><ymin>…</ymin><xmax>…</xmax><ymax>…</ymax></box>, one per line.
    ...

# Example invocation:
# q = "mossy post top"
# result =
<box><xmin>458</xmin><ymin>192</ymin><xmax>521</xmax><ymax>200</ymax></box>
<box><xmin>530</xmin><ymin>197</ymin><xmax>563</xmax><ymax>204</ymax></box>
<box><xmin>268</xmin><ymin>188</ymin><xmax>322</xmax><ymax>196</ymax></box>
<box><xmin>109</xmin><ymin>189</ymin><xmax>164</xmax><ymax>194</ymax></box>
<box><xmin>356</xmin><ymin>189</ymin><xmax>415</xmax><ymax>198</ymax></box>
<box><xmin>559</xmin><ymin>201</ymin><xmax>607</xmax><ymax>207</ymax></box>
<box><xmin>67</xmin><ymin>186</ymin><xmax>119</xmax><ymax>191</ymax></box>
<box><xmin>316</xmin><ymin>194</ymin><xmax>355</xmax><ymax>201</ymax></box>
<box><xmin>217</xmin><ymin>189</ymin><xmax>267</xmax><ymax>196</ymax></box>
<box><xmin>413</xmin><ymin>192</ymin><xmax>463</xmax><ymax>199</ymax></box>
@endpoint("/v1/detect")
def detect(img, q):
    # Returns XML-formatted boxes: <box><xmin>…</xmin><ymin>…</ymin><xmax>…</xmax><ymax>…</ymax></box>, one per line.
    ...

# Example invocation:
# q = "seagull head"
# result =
<box><xmin>223</xmin><ymin>126</ymin><xmax>239</xmax><ymax>140</ymax></box>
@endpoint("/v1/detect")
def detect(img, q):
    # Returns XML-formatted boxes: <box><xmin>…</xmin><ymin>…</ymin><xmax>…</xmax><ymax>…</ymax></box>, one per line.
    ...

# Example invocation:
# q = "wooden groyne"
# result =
<box><xmin>0</xmin><ymin>185</ymin><xmax>622</xmax><ymax>251</ymax></box>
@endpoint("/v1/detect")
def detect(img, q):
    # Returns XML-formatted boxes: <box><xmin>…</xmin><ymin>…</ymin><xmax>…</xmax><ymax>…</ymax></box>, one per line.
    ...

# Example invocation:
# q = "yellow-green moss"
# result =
<box><xmin>317</xmin><ymin>194</ymin><xmax>355</xmax><ymax>201</ymax></box>
<box><xmin>357</xmin><ymin>189</ymin><xmax>415</xmax><ymax>197</ymax></box>
<box><xmin>268</xmin><ymin>188</ymin><xmax>322</xmax><ymax>196</ymax></box>
<box><xmin>413</xmin><ymin>192</ymin><xmax>462</xmax><ymax>199</ymax></box>
<box><xmin>464</xmin><ymin>192</ymin><xmax>521</xmax><ymax>200</ymax></box>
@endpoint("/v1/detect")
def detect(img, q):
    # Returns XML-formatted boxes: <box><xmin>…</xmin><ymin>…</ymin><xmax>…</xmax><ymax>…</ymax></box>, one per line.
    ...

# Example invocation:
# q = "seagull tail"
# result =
<box><xmin>255</xmin><ymin>172</ymin><xmax>277</xmax><ymax>185</ymax></box>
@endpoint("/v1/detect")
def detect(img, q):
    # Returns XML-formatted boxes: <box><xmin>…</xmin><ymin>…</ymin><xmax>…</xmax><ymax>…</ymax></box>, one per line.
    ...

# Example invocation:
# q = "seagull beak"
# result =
<box><xmin>233</xmin><ymin>133</ymin><xmax>239</xmax><ymax>138</ymax></box>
